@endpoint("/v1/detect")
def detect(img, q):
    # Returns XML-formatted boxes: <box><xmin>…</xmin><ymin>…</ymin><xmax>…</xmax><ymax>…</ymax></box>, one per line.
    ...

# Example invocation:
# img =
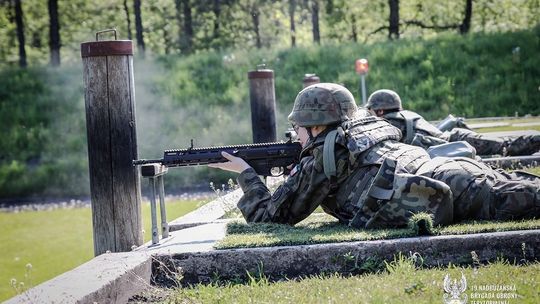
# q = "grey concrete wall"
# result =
<box><xmin>5</xmin><ymin>252</ymin><xmax>151</xmax><ymax>304</ymax></box>
<box><xmin>154</xmin><ymin>229</ymin><xmax>540</xmax><ymax>286</ymax></box>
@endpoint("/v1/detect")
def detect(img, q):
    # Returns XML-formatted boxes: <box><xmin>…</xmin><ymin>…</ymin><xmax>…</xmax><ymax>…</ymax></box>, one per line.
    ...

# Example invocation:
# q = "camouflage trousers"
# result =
<box><xmin>443</xmin><ymin>128</ymin><xmax>504</xmax><ymax>156</ymax></box>
<box><xmin>417</xmin><ymin>157</ymin><xmax>540</xmax><ymax>222</ymax></box>
<box><xmin>444</xmin><ymin>128</ymin><xmax>540</xmax><ymax>156</ymax></box>
<box><xmin>505</xmin><ymin>134</ymin><xmax>540</xmax><ymax>156</ymax></box>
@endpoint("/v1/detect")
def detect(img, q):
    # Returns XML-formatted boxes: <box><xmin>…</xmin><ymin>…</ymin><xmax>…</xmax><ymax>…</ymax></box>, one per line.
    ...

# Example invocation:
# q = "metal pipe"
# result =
<box><xmin>158</xmin><ymin>175</ymin><xmax>169</xmax><ymax>239</ymax></box>
<box><xmin>149</xmin><ymin>177</ymin><xmax>159</xmax><ymax>245</ymax></box>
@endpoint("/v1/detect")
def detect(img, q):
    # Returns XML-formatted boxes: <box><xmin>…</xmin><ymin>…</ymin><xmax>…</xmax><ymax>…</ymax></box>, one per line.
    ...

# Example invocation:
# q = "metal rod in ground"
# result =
<box><xmin>149</xmin><ymin>177</ymin><xmax>159</xmax><ymax>245</ymax></box>
<box><xmin>158</xmin><ymin>175</ymin><xmax>169</xmax><ymax>238</ymax></box>
<box><xmin>360</xmin><ymin>74</ymin><xmax>367</xmax><ymax>106</ymax></box>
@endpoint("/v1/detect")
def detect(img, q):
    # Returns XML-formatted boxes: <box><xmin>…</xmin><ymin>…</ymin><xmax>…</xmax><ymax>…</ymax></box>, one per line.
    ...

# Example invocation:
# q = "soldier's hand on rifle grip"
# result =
<box><xmin>207</xmin><ymin>151</ymin><xmax>252</xmax><ymax>173</ymax></box>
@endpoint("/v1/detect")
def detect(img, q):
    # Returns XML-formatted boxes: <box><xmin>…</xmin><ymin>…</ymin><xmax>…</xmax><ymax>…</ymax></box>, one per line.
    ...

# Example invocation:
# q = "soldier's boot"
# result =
<box><xmin>447</xmin><ymin>128</ymin><xmax>504</xmax><ymax>156</ymax></box>
<box><xmin>492</xmin><ymin>180</ymin><xmax>540</xmax><ymax>221</ymax></box>
<box><xmin>505</xmin><ymin>135</ymin><xmax>540</xmax><ymax>156</ymax></box>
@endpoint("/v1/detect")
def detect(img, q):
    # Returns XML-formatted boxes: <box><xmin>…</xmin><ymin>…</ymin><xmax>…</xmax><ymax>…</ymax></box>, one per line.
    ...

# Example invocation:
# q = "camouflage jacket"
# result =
<box><xmin>382</xmin><ymin>110</ymin><xmax>509</xmax><ymax>155</ymax></box>
<box><xmin>236</xmin><ymin>118</ymin><xmax>455</xmax><ymax>228</ymax></box>
<box><xmin>383</xmin><ymin>110</ymin><xmax>444</xmax><ymax>143</ymax></box>
<box><xmin>236</xmin><ymin>129</ymin><xmax>353</xmax><ymax>225</ymax></box>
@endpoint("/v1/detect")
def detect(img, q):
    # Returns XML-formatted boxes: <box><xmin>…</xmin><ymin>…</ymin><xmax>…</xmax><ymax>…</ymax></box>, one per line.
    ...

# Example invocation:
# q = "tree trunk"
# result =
<box><xmin>213</xmin><ymin>0</ymin><xmax>220</xmax><ymax>40</ymax></box>
<box><xmin>251</xmin><ymin>6</ymin><xmax>261</xmax><ymax>49</ymax></box>
<box><xmin>14</xmin><ymin>0</ymin><xmax>26</xmax><ymax>67</ymax></box>
<box><xmin>181</xmin><ymin>0</ymin><xmax>193</xmax><ymax>53</ymax></box>
<box><xmin>133</xmin><ymin>0</ymin><xmax>145</xmax><ymax>55</ymax></box>
<box><xmin>351</xmin><ymin>14</ymin><xmax>357</xmax><ymax>42</ymax></box>
<box><xmin>123</xmin><ymin>0</ymin><xmax>132</xmax><ymax>40</ymax></box>
<box><xmin>289</xmin><ymin>0</ymin><xmax>296</xmax><ymax>47</ymax></box>
<box><xmin>163</xmin><ymin>25</ymin><xmax>171</xmax><ymax>54</ymax></box>
<box><xmin>459</xmin><ymin>0</ymin><xmax>473</xmax><ymax>34</ymax></box>
<box><xmin>174</xmin><ymin>0</ymin><xmax>182</xmax><ymax>49</ymax></box>
<box><xmin>311</xmin><ymin>0</ymin><xmax>320</xmax><ymax>44</ymax></box>
<box><xmin>48</xmin><ymin>0</ymin><xmax>61</xmax><ymax>66</ymax></box>
<box><xmin>388</xmin><ymin>0</ymin><xmax>399</xmax><ymax>40</ymax></box>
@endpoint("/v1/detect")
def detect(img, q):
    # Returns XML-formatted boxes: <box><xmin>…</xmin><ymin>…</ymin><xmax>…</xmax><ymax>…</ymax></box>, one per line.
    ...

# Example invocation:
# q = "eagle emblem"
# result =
<box><xmin>443</xmin><ymin>272</ymin><xmax>468</xmax><ymax>304</ymax></box>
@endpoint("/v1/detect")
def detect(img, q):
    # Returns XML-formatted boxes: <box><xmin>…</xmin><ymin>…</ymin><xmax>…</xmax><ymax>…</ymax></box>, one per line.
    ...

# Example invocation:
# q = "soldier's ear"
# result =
<box><xmin>312</xmin><ymin>125</ymin><xmax>327</xmax><ymax>136</ymax></box>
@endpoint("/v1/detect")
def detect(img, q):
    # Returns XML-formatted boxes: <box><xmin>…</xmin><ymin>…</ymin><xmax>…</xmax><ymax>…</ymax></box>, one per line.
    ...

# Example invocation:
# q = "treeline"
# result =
<box><xmin>1</xmin><ymin>0</ymin><xmax>539</xmax><ymax>67</ymax></box>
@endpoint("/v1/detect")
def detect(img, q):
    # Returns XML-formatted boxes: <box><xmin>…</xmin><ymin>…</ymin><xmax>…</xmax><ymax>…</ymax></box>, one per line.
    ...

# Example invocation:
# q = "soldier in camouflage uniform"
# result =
<box><xmin>366</xmin><ymin>89</ymin><xmax>540</xmax><ymax>156</ymax></box>
<box><xmin>209</xmin><ymin>83</ymin><xmax>540</xmax><ymax>228</ymax></box>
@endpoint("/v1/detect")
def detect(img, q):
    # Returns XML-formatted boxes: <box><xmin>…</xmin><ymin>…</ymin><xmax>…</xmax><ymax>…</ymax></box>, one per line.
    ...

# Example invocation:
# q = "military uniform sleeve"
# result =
<box><xmin>236</xmin><ymin>150</ymin><xmax>331</xmax><ymax>225</ymax></box>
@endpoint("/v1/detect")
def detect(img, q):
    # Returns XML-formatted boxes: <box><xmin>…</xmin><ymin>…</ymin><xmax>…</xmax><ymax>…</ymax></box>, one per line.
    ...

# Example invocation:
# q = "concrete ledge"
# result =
<box><xmin>153</xmin><ymin>229</ymin><xmax>540</xmax><ymax>286</ymax></box>
<box><xmin>5</xmin><ymin>221</ymin><xmax>229</xmax><ymax>303</ymax></box>
<box><xmin>168</xmin><ymin>176</ymin><xmax>283</xmax><ymax>231</ymax></box>
<box><xmin>5</xmin><ymin>252</ymin><xmax>152</xmax><ymax>304</ymax></box>
<box><xmin>168</xmin><ymin>189</ymin><xmax>241</xmax><ymax>231</ymax></box>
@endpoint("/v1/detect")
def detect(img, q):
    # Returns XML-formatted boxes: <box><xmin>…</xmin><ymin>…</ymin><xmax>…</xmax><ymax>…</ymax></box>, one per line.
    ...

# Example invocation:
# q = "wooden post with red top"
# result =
<box><xmin>81</xmin><ymin>29</ymin><xmax>142</xmax><ymax>256</ymax></box>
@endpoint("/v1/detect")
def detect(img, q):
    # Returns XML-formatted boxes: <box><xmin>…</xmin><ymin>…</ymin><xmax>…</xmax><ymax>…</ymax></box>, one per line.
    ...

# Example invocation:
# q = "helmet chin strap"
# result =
<box><xmin>306</xmin><ymin>127</ymin><xmax>315</xmax><ymax>141</ymax></box>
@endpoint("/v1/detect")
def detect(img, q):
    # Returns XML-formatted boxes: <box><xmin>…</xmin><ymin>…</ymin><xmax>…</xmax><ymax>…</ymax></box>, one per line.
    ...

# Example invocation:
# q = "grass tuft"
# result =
<box><xmin>408</xmin><ymin>212</ymin><xmax>435</xmax><ymax>236</ymax></box>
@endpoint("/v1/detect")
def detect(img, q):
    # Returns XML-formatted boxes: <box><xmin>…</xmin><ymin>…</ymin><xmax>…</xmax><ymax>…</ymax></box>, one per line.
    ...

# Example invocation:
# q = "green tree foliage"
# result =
<box><xmin>0</xmin><ymin>66</ymin><xmax>87</xmax><ymax>197</ymax></box>
<box><xmin>1</xmin><ymin>0</ymin><xmax>538</xmax><ymax>66</ymax></box>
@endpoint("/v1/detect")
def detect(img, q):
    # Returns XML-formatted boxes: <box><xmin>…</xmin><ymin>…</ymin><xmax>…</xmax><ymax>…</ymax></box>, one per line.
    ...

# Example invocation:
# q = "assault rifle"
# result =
<box><xmin>133</xmin><ymin>137</ymin><xmax>302</xmax><ymax>177</ymax></box>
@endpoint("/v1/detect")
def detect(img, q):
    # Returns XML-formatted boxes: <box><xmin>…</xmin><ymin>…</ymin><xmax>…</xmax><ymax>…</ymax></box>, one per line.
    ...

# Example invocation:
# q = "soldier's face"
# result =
<box><xmin>368</xmin><ymin>108</ymin><xmax>384</xmax><ymax>117</ymax></box>
<box><xmin>296</xmin><ymin>126</ymin><xmax>310</xmax><ymax>147</ymax></box>
<box><xmin>296</xmin><ymin>125</ymin><xmax>327</xmax><ymax>147</ymax></box>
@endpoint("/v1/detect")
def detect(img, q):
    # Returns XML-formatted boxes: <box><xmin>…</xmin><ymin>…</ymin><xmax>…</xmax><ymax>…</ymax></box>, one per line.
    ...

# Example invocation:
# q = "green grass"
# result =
<box><xmin>476</xmin><ymin>125</ymin><xmax>540</xmax><ymax>133</ymax></box>
<box><xmin>527</xmin><ymin>167</ymin><xmax>540</xmax><ymax>175</ymax></box>
<box><xmin>0</xmin><ymin>199</ymin><xmax>203</xmax><ymax>302</ymax></box>
<box><xmin>215</xmin><ymin>215</ymin><xmax>540</xmax><ymax>250</ymax></box>
<box><xmin>166</xmin><ymin>258</ymin><xmax>540</xmax><ymax>303</ymax></box>
<box><xmin>470</xmin><ymin>116</ymin><xmax>540</xmax><ymax>133</ymax></box>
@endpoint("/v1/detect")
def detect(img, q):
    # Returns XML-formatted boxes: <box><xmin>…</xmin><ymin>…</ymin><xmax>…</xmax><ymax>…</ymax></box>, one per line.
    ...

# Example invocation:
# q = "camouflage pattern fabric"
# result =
<box><xmin>288</xmin><ymin>83</ymin><xmax>358</xmax><ymax>127</ymax></box>
<box><xmin>338</xmin><ymin>115</ymin><xmax>402</xmax><ymax>160</ymax></box>
<box><xmin>237</xmin><ymin>130</ymin><xmax>352</xmax><ymax>225</ymax></box>
<box><xmin>384</xmin><ymin>110</ymin><xmax>443</xmax><ymax>139</ymax></box>
<box><xmin>384</xmin><ymin>110</ymin><xmax>540</xmax><ymax>156</ymax></box>
<box><xmin>236</xmin><ymin>113</ymin><xmax>540</xmax><ymax>229</ymax></box>
<box><xmin>417</xmin><ymin>157</ymin><xmax>540</xmax><ymax>222</ymax></box>
<box><xmin>348</xmin><ymin>157</ymin><xmax>454</xmax><ymax>228</ymax></box>
<box><xmin>366</xmin><ymin>89</ymin><xmax>402</xmax><ymax>111</ymax></box>
<box><xmin>505</xmin><ymin>134</ymin><xmax>540</xmax><ymax>156</ymax></box>
<box><xmin>442</xmin><ymin>128</ymin><xmax>505</xmax><ymax>156</ymax></box>
<box><xmin>410</xmin><ymin>133</ymin><xmax>448</xmax><ymax>149</ymax></box>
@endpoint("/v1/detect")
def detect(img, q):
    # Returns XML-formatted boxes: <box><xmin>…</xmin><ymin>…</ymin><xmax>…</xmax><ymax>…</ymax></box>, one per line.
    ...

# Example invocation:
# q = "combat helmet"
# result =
<box><xmin>366</xmin><ymin>89</ymin><xmax>402</xmax><ymax>111</ymax></box>
<box><xmin>288</xmin><ymin>83</ymin><xmax>358</xmax><ymax>127</ymax></box>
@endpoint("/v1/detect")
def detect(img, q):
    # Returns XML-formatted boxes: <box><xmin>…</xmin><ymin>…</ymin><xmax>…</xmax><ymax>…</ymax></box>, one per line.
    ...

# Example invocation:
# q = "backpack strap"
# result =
<box><xmin>399</xmin><ymin>111</ymin><xmax>421</xmax><ymax>144</ymax></box>
<box><xmin>323</xmin><ymin>129</ymin><xmax>339</xmax><ymax>190</ymax></box>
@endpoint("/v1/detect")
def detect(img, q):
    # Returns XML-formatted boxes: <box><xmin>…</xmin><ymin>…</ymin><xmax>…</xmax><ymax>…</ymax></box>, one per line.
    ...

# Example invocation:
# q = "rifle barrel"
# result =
<box><xmin>132</xmin><ymin>159</ymin><xmax>163</xmax><ymax>166</ymax></box>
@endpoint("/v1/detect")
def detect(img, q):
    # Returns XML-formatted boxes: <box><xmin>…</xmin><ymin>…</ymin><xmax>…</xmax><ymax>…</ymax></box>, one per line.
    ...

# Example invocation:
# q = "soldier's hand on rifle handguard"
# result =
<box><xmin>207</xmin><ymin>151</ymin><xmax>252</xmax><ymax>173</ymax></box>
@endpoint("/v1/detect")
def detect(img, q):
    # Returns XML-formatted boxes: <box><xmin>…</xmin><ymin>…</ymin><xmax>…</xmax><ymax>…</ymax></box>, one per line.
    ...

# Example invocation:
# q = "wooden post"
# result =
<box><xmin>248</xmin><ymin>67</ymin><xmax>277</xmax><ymax>143</ymax></box>
<box><xmin>81</xmin><ymin>31</ymin><xmax>142</xmax><ymax>256</ymax></box>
